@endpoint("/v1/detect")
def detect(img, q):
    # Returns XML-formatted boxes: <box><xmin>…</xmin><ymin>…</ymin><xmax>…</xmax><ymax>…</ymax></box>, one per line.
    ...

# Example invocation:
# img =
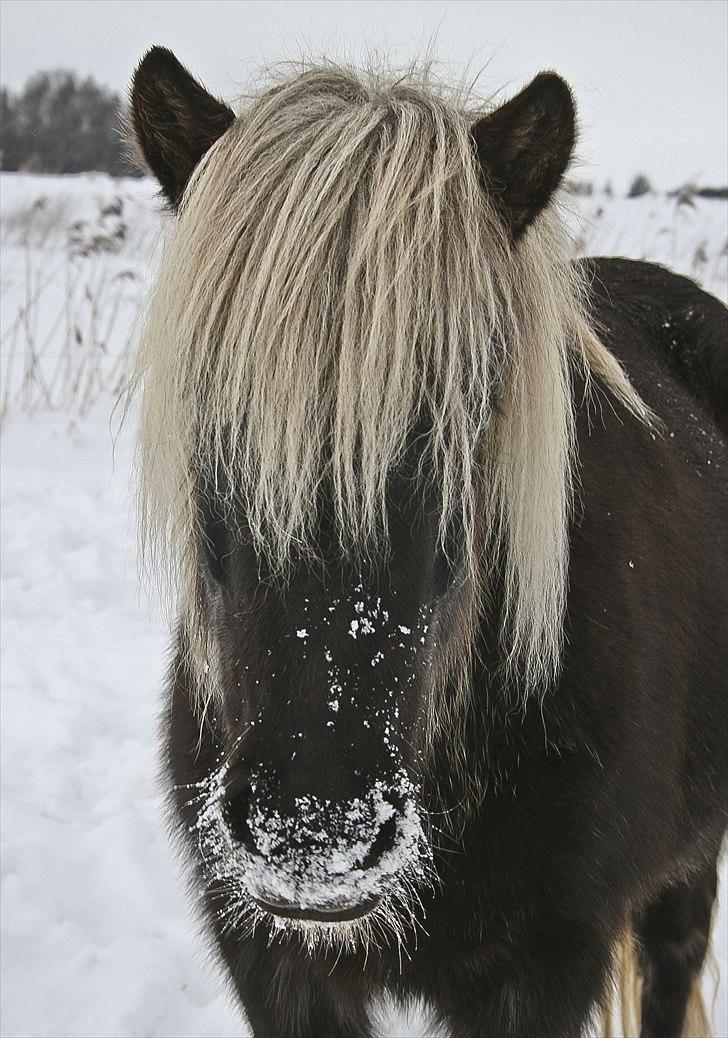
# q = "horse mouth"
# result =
<box><xmin>253</xmin><ymin>895</ymin><xmax>380</xmax><ymax>923</ymax></box>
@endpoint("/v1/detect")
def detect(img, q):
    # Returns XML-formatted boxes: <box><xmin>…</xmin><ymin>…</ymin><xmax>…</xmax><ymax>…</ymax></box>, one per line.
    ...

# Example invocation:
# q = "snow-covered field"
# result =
<box><xmin>1</xmin><ymin>172</ymin><xmax>726</xmax><ymax>1038</ymax></box>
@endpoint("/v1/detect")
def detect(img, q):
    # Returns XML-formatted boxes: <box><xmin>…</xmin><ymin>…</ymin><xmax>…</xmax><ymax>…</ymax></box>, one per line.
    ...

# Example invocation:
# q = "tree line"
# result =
<box><xmin>1</xmin><ymin>70</ymin><xmax>138</xmax><ymax>176</ymax></box>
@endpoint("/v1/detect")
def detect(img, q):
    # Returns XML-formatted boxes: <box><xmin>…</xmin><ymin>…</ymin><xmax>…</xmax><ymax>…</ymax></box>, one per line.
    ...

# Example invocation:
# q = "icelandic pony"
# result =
<box><xmin>130</xmin><ymin>47</ymin><xmax>727</xmax><ymax>1038</ymax></box>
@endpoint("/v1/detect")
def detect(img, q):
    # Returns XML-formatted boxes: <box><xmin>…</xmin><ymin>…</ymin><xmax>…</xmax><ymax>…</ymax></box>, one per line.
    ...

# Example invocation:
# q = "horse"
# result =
<box><xmin>130</xmin><ymin>46</ymin><xmax>727</xmax><ymax>1038</ymax></box>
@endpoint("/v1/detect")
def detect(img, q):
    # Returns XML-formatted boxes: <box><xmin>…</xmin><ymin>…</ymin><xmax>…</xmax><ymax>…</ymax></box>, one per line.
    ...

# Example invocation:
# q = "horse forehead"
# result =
<box><xmin>242</xmin><ymin>503</ymin><xmax>438</xmax><ymax>604</ymax></box>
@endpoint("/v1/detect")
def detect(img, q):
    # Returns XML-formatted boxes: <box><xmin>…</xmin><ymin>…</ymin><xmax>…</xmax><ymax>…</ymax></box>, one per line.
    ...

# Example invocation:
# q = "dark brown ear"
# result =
<box><xmin>471</xmin><ymin>72</ymin><xmax>576</xmax><ymax>238</ymax></box>
<box><xmin>130</xmin><ymin>46</ymin><xmax>235</xmax><ymax>206</ymax></box>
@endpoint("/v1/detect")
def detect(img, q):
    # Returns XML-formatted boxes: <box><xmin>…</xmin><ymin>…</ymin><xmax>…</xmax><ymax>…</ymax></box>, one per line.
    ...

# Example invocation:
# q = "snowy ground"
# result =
<box><xmin>1</xmin><ymin>173</ymin><xmax>726</xmax><ymax>1037</ymax></box>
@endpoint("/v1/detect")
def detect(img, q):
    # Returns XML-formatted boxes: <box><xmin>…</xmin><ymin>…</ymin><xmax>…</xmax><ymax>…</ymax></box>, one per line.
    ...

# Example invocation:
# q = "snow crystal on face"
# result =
<box><xmin>296</xmin><ymin>628</ymin><xmax>308</xmax><ymax>639</ymax></box>
<box><xmin>398</xmin><ymin>625</ymin><xmax>411</xmax><ymax>635</ymax></box>
<box><xmin>348</xmin><ymin>620</ymin><xmax>359</xmax><ymax>638</ymax></box>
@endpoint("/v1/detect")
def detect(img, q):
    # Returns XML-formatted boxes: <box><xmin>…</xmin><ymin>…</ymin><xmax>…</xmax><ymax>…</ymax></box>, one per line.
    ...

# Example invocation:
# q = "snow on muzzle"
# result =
<box><xmin>193</xmin><ymin>760</ymin><xmax>430</xmax><ymax>923</ymax></box>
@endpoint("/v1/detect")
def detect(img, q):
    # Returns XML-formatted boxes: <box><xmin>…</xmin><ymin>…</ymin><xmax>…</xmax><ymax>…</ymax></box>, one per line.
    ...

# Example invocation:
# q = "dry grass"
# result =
<box><xmin>1</xmin><ymin>190</ymin><xmax>154</xmax><ymax>420</ymax></box>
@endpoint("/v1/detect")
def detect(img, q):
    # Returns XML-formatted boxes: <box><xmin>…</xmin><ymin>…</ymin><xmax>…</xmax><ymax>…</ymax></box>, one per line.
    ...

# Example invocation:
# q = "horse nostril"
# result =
<box><xmin>361</xmin><ymin>811</ymin><xmax>399</xmax><ymax>871</ymax></box>
<box><xmin>223</xmin><ymin>782</ymin><xmax>258</xmax><ymax>854</ymax></box>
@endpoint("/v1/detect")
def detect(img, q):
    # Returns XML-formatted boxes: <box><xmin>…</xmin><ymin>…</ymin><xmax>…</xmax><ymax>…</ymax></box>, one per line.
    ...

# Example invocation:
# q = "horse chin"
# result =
<box><xmin>253</xmin><ymin>895</ymin><xmax>380</xmax><ymax>923</ymax></box>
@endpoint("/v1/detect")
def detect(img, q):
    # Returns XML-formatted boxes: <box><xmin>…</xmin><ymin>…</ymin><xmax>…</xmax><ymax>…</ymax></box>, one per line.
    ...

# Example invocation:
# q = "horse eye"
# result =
<box><xmin>199</xmin><ymin>497</ymin><xmax>230</xmax><ymax>584</ymax></box>
<box><xmin>433</xmin><ymin>517</ymin><xmax>465</xmax><ymax>596</ymax></box>
<box><xmin>433</xmin><ymin>546</ymin><xmax>456</xmax><ymax>596</ymax></box>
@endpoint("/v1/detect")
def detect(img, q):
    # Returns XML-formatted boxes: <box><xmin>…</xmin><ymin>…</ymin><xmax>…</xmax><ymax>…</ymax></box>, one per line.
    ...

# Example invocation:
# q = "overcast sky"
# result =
<box><xmin>2</xmin><ymin>0</ymin><xmax>726</xmax><ymax>189</ymax></box>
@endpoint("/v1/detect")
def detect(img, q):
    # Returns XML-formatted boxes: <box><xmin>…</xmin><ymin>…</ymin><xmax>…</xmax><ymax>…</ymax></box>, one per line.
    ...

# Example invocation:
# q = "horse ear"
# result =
<box><xmin>471</xmin><ymin>72</ymin><xmax>576</xmax><ymax>238</ymax></box>
<box><xmin>130</xmin><ymin>46</ymin><xmax>235</xmax><ymax>207</ymax></box>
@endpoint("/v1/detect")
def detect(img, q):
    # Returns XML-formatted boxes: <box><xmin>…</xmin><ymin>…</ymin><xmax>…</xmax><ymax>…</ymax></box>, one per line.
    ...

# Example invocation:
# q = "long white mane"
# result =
<box><xmin>136</xmin><ymin>63</ymin><xmax>649</xmax><ymax>695</ymax></box>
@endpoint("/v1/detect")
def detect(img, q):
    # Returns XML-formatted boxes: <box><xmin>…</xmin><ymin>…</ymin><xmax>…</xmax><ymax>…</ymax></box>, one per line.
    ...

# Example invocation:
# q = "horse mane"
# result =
<box><xmin>136</xmin><ymin>61</ymin><xmax>650</xmax><ymax>696</ymax></box>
